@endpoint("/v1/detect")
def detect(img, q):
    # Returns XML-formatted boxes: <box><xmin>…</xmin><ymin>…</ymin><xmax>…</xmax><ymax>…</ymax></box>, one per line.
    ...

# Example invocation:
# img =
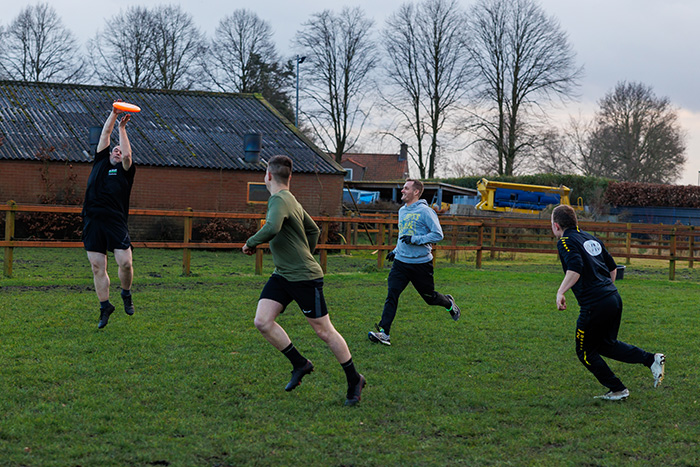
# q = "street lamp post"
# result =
<box><xmin>295</xmin><ymin>55</ymin><xmax>306</xmax><ymax>127</ymax></box>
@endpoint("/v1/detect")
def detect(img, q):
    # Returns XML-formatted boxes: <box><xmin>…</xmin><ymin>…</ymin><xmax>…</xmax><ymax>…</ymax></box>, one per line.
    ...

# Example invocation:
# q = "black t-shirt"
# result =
<box><xmin>82</xmin><ymin>147</ymin><xmax>136</xmax><ymax>223</ymax></box>
<box><xmin>557</xmin><ymin>227</ymin><xmax>618</xmax><ymax>307</ymax></box>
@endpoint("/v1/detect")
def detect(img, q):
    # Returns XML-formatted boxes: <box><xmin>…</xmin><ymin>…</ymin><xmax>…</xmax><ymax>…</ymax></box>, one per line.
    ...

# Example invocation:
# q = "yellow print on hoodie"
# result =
<box><xmin>400</xmin><ymin>213</ymin><xmax>421</xmax><ymax>235</ymax></box>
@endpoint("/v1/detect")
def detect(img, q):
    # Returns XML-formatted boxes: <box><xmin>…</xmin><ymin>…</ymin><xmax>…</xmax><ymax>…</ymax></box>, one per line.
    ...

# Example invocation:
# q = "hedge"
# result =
<box><xmin>603</xmin><ymin>181</ymin><xmax>700</xmax><ymax>208</ymax></box>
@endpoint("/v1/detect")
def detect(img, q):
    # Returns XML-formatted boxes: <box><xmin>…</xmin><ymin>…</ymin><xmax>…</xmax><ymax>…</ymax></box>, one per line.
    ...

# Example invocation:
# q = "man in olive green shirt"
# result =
<box><xmin>243</xmin><ymin>155</ymin><xmax>365</xmax><ymax>406</ymax></box>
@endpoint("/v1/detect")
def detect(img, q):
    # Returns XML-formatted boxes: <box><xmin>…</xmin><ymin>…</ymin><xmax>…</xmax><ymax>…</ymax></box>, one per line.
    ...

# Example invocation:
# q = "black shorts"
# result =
<box><xmin>260</xmin><ymin>274</ymin><xmax>328</xmax><ymax>319</ymax></box>
<box><xmin>82</xmin><ymin>217</ymin><xmax>132</xmax><ymax>254</ymax></box>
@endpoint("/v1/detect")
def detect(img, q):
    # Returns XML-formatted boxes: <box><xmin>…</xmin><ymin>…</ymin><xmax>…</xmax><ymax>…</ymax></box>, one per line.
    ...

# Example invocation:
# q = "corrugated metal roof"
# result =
<box><xmin>0</xmin><ymin>80</ymin><xmax>343</xmax><ymax>174</ymax></box>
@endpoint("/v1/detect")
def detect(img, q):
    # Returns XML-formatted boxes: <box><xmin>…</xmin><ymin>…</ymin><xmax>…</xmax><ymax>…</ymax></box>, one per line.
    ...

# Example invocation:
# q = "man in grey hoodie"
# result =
<box><xmin>368</xmin><ymin>179</ymin><xmax>461</xmax><ymax>346</ymax></box>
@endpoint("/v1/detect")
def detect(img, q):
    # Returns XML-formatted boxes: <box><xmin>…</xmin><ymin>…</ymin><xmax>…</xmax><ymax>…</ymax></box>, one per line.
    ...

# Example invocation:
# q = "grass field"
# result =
<box><xmin>1</xmin><ymin>248</ymin><xmax>699</xmax><ymax>466</ymax></box>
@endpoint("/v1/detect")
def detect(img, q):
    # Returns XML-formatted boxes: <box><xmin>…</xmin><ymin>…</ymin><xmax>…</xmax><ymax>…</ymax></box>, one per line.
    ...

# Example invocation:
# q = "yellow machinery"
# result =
<box><xmin>476</xmin><ymin>179</ymin><xmax>578</xmax><ymax>214</ymax></box>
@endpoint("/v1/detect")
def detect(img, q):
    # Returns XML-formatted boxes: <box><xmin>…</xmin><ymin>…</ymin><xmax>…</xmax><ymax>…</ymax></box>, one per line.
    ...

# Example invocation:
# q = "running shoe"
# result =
<box><xmin>98</xmin><ymin>303</ymin><xmax>115</xmax><ymax>329</ymax></box>
<box><xmin>345</xmin><ymin>374</ymin><xmax>366</xmax><ymax>406</ymax></box>
<box><xmin>285</xmin><ymin>360</ymin><xmax>314</xmax><ymax>392</ymax></box>
<box><xmin>446</xmin><ymin>294</ymin><xmax>461</xmax><ymax>321</ymax></box>
<box><xmin>368</xmin><ymin>324</ymin><xmax>391</xmax><ymax>346</ymax></box>
<box><xmin>122</xmin><ymin>293</ymin><xmax>135</xmax><ymax>316</ymax></box>
<box><xmin>650</xmin><ymin>353</ymin><xmax>665</xmax><ymax>388</ymax></box>
<box><xmin>594</xmin><ymin>388</ymin><xmax>630</xmax><ymax>401</ymax></box>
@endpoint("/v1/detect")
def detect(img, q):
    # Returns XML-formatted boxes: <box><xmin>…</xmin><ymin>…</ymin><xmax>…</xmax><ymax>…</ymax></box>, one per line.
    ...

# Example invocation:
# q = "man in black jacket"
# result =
<box><xmin>551</xmin><ymin>204</ymin><xmax>665</xmax><ymax>400</ymax></box>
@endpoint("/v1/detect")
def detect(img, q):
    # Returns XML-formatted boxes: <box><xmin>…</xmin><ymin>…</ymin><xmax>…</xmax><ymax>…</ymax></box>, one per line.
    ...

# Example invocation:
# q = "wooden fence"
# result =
<box><xmin>2</xmin><ymin>201</ymin><xmax>697</xmax><ymax>280</ymax></box>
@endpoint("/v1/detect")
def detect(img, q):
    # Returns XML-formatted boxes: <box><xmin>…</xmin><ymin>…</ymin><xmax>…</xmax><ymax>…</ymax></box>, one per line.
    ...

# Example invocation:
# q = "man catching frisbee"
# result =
<box><xmin>81</xmin><ymin>102</ymin><xmax>136</xmax><ymax>329</ymax></box>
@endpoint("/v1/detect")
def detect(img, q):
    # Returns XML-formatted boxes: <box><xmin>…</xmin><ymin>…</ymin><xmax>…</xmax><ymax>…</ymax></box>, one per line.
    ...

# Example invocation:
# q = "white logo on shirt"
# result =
<box><xmin>583</xmin><ymin>240</ymin><xmax>602</xmax><ymax>256</ymax></box>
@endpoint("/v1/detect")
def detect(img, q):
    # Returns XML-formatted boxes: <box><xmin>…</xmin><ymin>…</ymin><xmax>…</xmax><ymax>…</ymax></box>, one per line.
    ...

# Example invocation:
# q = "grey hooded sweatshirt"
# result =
<box><xmin>392</xmin><ymin>199</ymin><xmax>444</xmax><ymax>264</ymax></box>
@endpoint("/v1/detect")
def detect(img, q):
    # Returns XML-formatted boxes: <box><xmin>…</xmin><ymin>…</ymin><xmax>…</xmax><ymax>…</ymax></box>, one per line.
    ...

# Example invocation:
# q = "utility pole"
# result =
<box><xmin>295</xmin><ymin>55</ymin><xmax>306</xmax><ymax>127</ymax></box>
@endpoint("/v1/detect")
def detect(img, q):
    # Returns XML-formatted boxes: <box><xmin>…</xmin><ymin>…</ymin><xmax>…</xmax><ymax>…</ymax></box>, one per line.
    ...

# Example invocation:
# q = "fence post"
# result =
<box><xmin>689</xmin><ymin>226</ymin><xmax>695</xmax><ymax>269</ymax></box>
<box><xmin>4</xmin><ymin>200</ymin><xmax>17</xmax><ymax>278</ymax></box>
<box><xmin>388</xmin><ymin>214</ymin><xmax>395</xmax><ymax>250</ymax></box>
<box><xmin>625</xmin><ymin>223</ymin><xmax>631</xmax><ymax>265</ymax></box>
<box><xmin>476</xmin><ymin>223</ymin><xmax>483</xmax><ymax>269</ymax></box>
<box><xmin>320</xmin><ymin>221</ymin><xmax>329</xmax><ymax>274</ymax></box>
<box><xmin>450</xmin><ymin>224</ymin><xmax>458</xmax><ymax>264</ymax></box>
<box><xmin>669</xmin><ymin>228</ymin><xmax>676</xmax><ymax>281</ymax></box>
<box><xmin>377</xmin><ymin>222</ymin><xmax>385</xmax><ymax>270</ymax></box>
<box><xmin>255</xmin><ymin>218</ymin><xmax>264</xmax><ymax>275</ymax></box>
<box><xmin>344</xmin><ymin>213</ymin><xmax>353</xmax><ymax>256</ymax></box>
<box><xmin>490</xmin><ymin>226</ymin><xmax>496</xmax><ymax>259</ymax></box>
<box><xmin>352</xmin><ymin>219</ymin><xmax>358</xmax><ymax>246</ymax></box>
<box><xmin>182</xmin><ymin>207</ymin><xmax>193</xmax><ymax>276</ymax></box>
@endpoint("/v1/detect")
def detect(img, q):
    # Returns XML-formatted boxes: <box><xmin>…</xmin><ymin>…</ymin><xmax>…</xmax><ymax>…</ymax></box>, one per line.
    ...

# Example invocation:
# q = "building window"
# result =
<box><xmin>247</xmin><ymin>182</ymin><xmax>270</xmax><ymax>204</ymax></box>
<box><xmin>344</xmin><ymin>168</ymin><xmax>354</xmax><ymax>180</ymax></box>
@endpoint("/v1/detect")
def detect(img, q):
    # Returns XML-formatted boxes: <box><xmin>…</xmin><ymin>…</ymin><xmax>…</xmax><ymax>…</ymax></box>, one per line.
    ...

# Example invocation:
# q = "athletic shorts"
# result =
<box><xmin>82</xmin><ymin>217</ymin><xmax>132</xmax><ymax>254</ymax></box>
<box><xmin>259</xmin><ymin>274</ymin><xmax>328</xmax><ymax>319</ymax></box>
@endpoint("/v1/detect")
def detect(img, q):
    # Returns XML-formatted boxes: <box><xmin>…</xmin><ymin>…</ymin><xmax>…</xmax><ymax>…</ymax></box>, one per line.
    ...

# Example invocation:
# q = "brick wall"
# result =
<box><xmin>1</xmin><ymin>160</ymin><xmax>343</xmax><ymax>216</ymax></box>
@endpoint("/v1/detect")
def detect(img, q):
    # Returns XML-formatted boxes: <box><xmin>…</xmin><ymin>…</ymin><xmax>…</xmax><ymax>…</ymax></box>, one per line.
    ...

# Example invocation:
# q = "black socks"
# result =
<box><xmin>281</xmin><ymin>343</ymin><xmax>308</xmax><ymax>369</ymax></box>
<box><xmin>341</xmin><ymin>358</ymin><xmax>361</xmax><ymax>387</ymax></box>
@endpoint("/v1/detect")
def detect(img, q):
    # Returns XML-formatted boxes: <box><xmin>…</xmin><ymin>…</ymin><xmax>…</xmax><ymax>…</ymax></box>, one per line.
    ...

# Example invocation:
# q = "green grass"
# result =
<box><xmin>1</xmin><ymin>248</ymin><xmax>699</xmax><ymax>466</ymax></box>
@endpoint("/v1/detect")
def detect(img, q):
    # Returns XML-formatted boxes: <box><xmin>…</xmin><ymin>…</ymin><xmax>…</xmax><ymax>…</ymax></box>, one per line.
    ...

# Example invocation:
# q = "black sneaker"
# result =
<box><xmin>345</xmin><ymin>374</ymin><xmax>366</xmax><ymax>406</ymax></box>
<box><xmin>285</xmin><ymin>360</ymin><xmax>314</xmax><ymax>392</ymax></box>
<box><xmin>446</xmin><ymin>294</ymin><xmax>461</xmax><ymax>321</ymax></box>
<box><xmin>122</xmin><ymin>293</ymin><xmax>135</xmax><ymax>316</ymax></box>
<box><xmin>98</xmin><ymin>303</ymin><xmax>115</xmax><ymax>329</ymax></box>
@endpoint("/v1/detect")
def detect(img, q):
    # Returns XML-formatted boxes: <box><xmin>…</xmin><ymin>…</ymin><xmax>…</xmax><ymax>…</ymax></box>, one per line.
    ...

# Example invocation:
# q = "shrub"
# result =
<box><xmin>14</xmin><ymin>148</ymin><xmax>83</xmax><ymax>240</ymax></box>
<box><xmin>192</xmin><ymin>218</ymin><xmax>259</xmax><ymax>243</ymax></box>
<box><xmin>15</xmin><ymin>211</ymin><xmax>82</xmax><ymax>240</ymax></box>
<box><xmin>604</xmin><ymin>181</ymin><xmax>700</xmax><ymax>208</ymax></box>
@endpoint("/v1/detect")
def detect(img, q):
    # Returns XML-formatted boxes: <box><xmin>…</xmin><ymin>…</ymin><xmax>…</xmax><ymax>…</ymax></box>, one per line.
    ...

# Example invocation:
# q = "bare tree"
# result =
<box><xmin>88</xmin><ymin>6</ymin><xmax>157</xmax><ymax>88</ymax></box>
<box><xmin>584</xmin><ymin>82</ymin><xmax>686</xmax><ymax>183</ymax></box>
<box><xmin>525</xmin><ymin>128</ymin><xmax>579</xmax><ymax>174</ymax></box>
<box><xmin>206</xmin><ymin>10</ymin><xmax>294</xmax><ymax>120</ymax></box>
<box><xmin>150</xmin><ymin>5</ymin><xmax>207</xmax><ymax>90</ymax></box>
<box><xmin>383</xmin><ymin>0</ymin><xmax>471</xmax><ymax>179</ymax></box>
<box><xmin>0</xmin><ymin>3</ymin><xmax>86</xmax><ymax>83</ymax></box>
<box><xmin>207</xmin><ymin>10</ymin><xmax>277</xmax><ymax>92</ymax></box>
<box><xmin>466</xmin><ymin>0</ymin><xmax>581</xmax><ymax>176</ymax></box>
<box><xmin>560</xmin><ymin>115</ymin><xmax>607</xmax><ymax>177</ymax></box>
<box><xmin>295</xmin><ymin>7</ymin><xmax>378</xmax><ymax>163</ymax></box>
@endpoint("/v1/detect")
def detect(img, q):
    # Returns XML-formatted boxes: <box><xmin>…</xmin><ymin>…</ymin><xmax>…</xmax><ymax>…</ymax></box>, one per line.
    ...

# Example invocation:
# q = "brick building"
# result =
<box><xmin>0</xmin><ymin>81</ymin><xmax>345</xmax><ymax>217</ymax></box>
<box><xmin>340</xmin><ymin>143</ymin><xmax>410</xmax><ymax>181</ymax></box>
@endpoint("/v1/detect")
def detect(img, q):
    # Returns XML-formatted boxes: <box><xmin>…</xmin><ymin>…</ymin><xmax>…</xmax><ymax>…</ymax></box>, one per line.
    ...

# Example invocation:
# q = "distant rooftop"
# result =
<box><xmin>341</xmin><ymin>151</ymin><xmax>409</xmax><ymax>181</ymax></box>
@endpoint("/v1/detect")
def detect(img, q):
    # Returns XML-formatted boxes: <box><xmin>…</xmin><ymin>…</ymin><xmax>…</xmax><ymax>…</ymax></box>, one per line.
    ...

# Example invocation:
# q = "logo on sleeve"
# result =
<box><xmin>583</xmin><ymin>240</ymin><xmax>602</xmax><ymax>256</ymax></box>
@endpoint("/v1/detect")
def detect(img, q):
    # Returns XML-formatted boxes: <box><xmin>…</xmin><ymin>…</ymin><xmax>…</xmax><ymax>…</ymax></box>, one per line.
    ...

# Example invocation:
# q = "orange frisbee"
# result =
<box><xmin>113</xmin><ymin>102</ymin><xmax>141</xmax><ymax>113</ymax></box>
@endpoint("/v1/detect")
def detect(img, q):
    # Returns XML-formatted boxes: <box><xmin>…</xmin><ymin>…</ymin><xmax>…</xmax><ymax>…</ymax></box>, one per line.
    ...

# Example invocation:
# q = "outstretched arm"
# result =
<box><xmin>97</xmin><ymin>104</ymin><xmax>122</xmax><ymax>153</ymax></box>
<box><xmin>119</xmin><ymin>114</ymin><xmax>132</xmax><ymax>171</ymax></box>
<box><xmin>244</xmin><ymin>196</ymin><xmax>285</xmax><ymax>252</ymax></box>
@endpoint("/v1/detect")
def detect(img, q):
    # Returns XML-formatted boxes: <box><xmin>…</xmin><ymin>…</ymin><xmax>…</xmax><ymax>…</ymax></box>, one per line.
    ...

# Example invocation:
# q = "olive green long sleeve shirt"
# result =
<box><xmin>245</xmin><ymin>189</ymin><xmax>323</xmax><ymax>281</ymax></box>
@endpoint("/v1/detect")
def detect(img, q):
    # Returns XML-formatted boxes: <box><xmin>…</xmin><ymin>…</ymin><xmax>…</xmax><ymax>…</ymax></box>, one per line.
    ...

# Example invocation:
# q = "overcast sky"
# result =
<box><xmin>4</xmin><ymin>0</ymin><xmax>699</xmax><ymax>185</ymax></box>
